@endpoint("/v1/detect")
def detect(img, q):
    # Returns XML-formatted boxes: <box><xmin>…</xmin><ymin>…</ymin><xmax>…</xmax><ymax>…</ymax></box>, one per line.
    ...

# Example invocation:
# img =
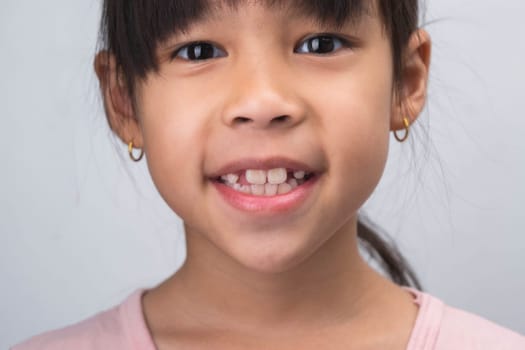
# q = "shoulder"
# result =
<box><xmin>437</xmin><ymin>303</ymin><xmax>525</xmax><ymax>349</ymax></box>
<box><xmin>11</xmin><ymin>308</ymin><xmax>125</xmax><ymax>350</ymax></box>
<box><xmin>404</xmin><ymin>287</ymin><xmax>525</xmax><ymax>350</ymax></box>
<box><xmin>11</xmin><ymin>290</ymin><xmax>155</xmax><ymax>350</ymax></box>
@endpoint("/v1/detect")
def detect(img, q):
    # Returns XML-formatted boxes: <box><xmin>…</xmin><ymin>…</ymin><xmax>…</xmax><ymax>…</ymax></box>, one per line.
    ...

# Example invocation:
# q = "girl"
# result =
<box><xmin>12</xmin><ymin>0</ymin><xmax>525</xmax><ymax>349</ymax></box>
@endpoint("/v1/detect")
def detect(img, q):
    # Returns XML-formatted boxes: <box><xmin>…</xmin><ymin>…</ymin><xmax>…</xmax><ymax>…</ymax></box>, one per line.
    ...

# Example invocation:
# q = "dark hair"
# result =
<box><xmin>98</xmin><ymin>0</ymin><xmax>423</xmax><ymax>290</ymax></box>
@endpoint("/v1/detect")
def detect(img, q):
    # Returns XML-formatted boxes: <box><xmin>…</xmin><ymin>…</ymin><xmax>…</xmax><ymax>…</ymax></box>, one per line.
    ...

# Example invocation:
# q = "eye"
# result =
<box><xmin>295</xmin><ymin>35</ymin><xmax>352</xmax><ymax>55</ymax></box>
<box><xmin>172</xmin><ymin>42</ymin><xmax>226</xmax><ymax>61</ymax></box>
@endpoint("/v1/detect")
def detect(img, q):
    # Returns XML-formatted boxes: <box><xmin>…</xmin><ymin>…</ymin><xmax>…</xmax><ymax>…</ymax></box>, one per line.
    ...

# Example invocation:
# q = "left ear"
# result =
<box><xmin>391</xmin><ymin>29</ymin><xmax>431</xmax><ymax>131</ymax></box>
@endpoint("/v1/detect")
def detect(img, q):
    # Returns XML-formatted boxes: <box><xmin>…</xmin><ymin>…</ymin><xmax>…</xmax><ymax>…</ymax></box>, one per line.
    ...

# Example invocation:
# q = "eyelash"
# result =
<box><xmin>295</xmin><ymin>35</ymin><xmax>352</xmax><ymax>55</ymax></box>
<box><xmin>173</xmin><ymin>41</ymin><xmax>226</xmax><ymax>61</ymax></box>
<box><xmin>171</xmin><ymin>34</ymin><xmax>354</xmax><ymax>62</ymax></box>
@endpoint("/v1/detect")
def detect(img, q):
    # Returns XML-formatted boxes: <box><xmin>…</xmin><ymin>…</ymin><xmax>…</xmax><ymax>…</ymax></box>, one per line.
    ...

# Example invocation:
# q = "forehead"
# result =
<box><xmin>163</xmin><ymin>0</ymin><xmax>376</xmax><ymax>35</ymax></box>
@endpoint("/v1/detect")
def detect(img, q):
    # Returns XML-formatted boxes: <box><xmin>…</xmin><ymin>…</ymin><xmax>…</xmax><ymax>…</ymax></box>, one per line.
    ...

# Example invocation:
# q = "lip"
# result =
<box><xmin>208</xmin><ymin>156</ymin><xmax>318</xmax><ymax>178</ymax></box>
<box><xmin>211</xmin><ymin>174</ymin><xmax>320</xmax><ymax>214</ymax></box>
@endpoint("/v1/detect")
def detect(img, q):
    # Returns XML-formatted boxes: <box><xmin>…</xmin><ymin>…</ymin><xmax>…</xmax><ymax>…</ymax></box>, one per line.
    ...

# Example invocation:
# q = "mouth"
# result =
<box><xmin>208</xmin><ymin>156</ymin><xmax>320</xmax><ymax>196</ymax></box>
<box><xmin>211</xmin><ymin>168</ymin><xmax>316</xmax><ymax>196</ymax></box>
<box><xmin>208</xmin><ymin>157</ymin><xmax>322</xmax><ymax>213</ymax></box>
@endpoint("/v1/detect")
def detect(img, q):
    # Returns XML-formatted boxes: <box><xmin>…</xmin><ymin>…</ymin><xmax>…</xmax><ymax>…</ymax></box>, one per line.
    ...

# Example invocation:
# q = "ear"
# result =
<box><xmin>391</xmin><ymin>29</ymin><xmax>431</xmax><ymax>131</ymax></box>
<box><xmin>94</xmin><ymin>51</ymin><xmax>144</xmax><ymax>148</ymax></box>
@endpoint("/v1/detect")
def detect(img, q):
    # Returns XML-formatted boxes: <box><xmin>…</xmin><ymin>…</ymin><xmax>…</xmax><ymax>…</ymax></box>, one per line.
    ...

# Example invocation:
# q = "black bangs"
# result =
<box><xmin>100</xmin><ymin>0</ymin><xmax>371</xmax><ymax>91</ymax></box>
<box><xmin>219</xmin><ymin>0</ymin><xmax>372</xmax><ymax>28</ymax></box>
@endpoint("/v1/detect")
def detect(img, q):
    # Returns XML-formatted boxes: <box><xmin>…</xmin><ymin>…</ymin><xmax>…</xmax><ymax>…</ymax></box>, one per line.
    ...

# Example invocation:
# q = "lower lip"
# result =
<box><xmin>212</xmin><ymin>177</ymin><xmax>319</xmax><ymax>214</ymax></box>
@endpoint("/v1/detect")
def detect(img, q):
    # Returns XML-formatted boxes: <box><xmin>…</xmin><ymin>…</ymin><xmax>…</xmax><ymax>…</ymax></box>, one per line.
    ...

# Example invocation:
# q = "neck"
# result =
<box><xmin>154</xmin><ymin>219</ymin><xmax>389</xmax><ymax>333</ymax></box>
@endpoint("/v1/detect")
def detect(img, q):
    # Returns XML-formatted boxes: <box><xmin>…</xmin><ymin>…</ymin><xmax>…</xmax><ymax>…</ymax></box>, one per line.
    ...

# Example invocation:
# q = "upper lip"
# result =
<box><xmin>208</xmin><ymin>156</ymin><xmax>319</xmax><ymax>178</ymax></box>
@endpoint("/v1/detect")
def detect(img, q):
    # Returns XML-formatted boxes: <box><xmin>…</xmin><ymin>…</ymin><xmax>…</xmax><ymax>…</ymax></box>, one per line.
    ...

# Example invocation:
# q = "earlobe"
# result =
<box><xmin>391</xmin><ymin>29</ymin><xmax>431</xmax><ymax>132</ymax></box>
<box><xmin>94</xmin><ymin>51</ymin><xmax>144</xmax><ymax>148</ymax></box>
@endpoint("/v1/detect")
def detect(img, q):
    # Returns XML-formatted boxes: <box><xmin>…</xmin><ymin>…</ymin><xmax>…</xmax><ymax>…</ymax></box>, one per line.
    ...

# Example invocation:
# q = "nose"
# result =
<box><xmin>221</xmin><ymin>59</ymin><xmax>306</xmax><ymax>130</ymax></box>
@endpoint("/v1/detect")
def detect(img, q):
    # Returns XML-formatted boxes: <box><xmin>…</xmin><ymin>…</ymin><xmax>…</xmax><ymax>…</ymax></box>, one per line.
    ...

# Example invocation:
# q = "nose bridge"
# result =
<box><xmin>221</xmin><ymin>49</ymin><xmax>304</xmax><ymax>129</ymax></box>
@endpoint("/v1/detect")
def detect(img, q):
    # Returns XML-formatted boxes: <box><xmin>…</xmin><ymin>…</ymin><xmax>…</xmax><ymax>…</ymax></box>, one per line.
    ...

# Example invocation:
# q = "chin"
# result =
<box><xmin>228</xmin><ymin>232</ymin><xmax>321</xmax><ymax>275</ymax></box>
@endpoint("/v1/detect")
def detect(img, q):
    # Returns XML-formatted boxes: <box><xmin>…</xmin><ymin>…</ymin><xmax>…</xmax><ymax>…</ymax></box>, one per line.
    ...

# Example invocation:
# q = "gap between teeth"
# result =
<box><xmin>220</xmin><ymin>168</ymin><xmax>308</xmax><ymax>196</ymax></box>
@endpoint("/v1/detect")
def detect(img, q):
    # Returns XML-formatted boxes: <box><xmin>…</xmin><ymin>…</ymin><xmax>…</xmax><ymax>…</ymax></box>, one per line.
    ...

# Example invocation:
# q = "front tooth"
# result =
<box><xmin>251</xmin><ymin>184</ymin><xmax>265</xmax><ymax>196</ymax></box>
<box><xmin>245</xmin><ymin>169</ymin><xmax>267</xmax><ymax>185</ymax></box>
<box><xmin>267</xmin><ymin>168</ymin><xmax>287</xmax><ymax>185</ymax></box>
<box><xmin>264</xmin><ymin>183</ymin><xmax>278</xmax><ymax>196</ymax></box>
<box><xmin>293</xmin><ymin>171</ymin><xmax>305</xmax><ymax>180</ymax></box>
<box><xmin>277</xmin><ymin>183</ymin><xmax>293</xmax><ymax>195</ymax></box>
<box><xmin>221</xmin><ymin>173</ymin><xmax>239</xmax><ymax>184</ymax></box>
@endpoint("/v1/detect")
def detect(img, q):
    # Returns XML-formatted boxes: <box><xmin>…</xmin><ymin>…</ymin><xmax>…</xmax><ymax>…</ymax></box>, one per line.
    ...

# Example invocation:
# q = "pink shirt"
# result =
<box><xmin>12</xmin><ymin>288</ymin><xmax>525</xmax><ymax>349</ymax></box>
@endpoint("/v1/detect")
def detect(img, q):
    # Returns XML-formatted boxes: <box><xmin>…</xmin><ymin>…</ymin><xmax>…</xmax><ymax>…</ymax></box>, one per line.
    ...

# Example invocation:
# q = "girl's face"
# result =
<box><xmin>110</xmin><ymin>2</ymin><xmax>426</xmax><ymax>273</ymax></box>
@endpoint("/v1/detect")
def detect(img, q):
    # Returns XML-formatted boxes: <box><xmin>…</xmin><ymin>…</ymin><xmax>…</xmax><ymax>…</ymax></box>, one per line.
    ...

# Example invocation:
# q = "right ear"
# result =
<box><xmin>94</xmin><ymin>51</ymin><xmax>143</xmax><ymax>148</ymax></box>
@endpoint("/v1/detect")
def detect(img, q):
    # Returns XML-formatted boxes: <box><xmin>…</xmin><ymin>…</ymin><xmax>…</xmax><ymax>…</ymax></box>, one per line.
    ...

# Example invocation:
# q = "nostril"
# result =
<box><xmin>233</xmin><ymin>116</ymin><xmax>252</xmax><ymax>124</ymax></box>
<box><xmin>229</xmin><ymin>114</ymin><xmax>293</xmax><ymax>127</ymax></box>
<box><xmin>272</xmin><ymin>115</ymin><xmax>290</xmax><ymax>123</ymax></box>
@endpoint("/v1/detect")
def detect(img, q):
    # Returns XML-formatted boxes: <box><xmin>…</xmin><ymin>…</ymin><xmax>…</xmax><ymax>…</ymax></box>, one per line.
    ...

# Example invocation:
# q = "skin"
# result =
<box><xmin>95</xmin><ymin>2</ymin><xmax>431</xmax><ymax>349</ymax></box>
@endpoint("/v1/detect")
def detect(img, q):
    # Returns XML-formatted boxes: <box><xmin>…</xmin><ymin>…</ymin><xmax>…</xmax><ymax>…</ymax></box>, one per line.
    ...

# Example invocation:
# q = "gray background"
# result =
<box><xmin>2</xmin><ymin>0</ymin><xmax>524</xmax><ymax>347</ymax></box>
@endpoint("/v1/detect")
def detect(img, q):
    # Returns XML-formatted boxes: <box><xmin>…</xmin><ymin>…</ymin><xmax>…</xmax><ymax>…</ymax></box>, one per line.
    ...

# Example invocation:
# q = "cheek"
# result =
<box><xmin>136</xmin><ymin>80</ymin><xmax>209</xmax><ymax>217</ymax></box>
<box><xmin>334</xmin><ymin>79</ymin><xmax>392</xmax><ymax>168</ymax></box>
<box><xmin>328</xmin><ymin>111</ymin><xmax>390</xmax><ymax>215</ymax></box>
<box><xmin>313</xmin><ymin>62</ymin><xmax>393</xmax><ymax>208</ymax></box>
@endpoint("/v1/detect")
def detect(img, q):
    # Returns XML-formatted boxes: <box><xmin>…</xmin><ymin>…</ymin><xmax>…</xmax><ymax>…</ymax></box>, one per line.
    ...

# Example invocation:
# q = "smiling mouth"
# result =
<box><xmin>212</xmin><ymin>168</ymin><xmax>316</xmax><ymax>196</ymax></box>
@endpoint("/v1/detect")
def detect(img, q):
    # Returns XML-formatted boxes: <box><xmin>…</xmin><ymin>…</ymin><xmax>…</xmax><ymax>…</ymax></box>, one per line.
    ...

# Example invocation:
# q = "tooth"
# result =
<box><xmin>277</xmin><ymin>183</ymin><xmax>292</xmax><ymax>195</ymax></box>
<box><xmin>233</xmin><ymin>183</ymin><xmax>252</xmax><ymax>194</ymax></box>
<box><xmin>288</xmin><ymin>178</ymin><xmax>298</xmax><ymax>189</ymax></box>
<box><xmin>264</xmin><ymin>183</ymin><xmax>278</xmax><ymax>196</ymax></box>
<box><xmin>251</xmin><ymin>184</ymin><xmax>265</xmax><ymax>196</ymax></box>
<box><xmin>245</xmin><ymin>170</ymin><xmax>267</xmax><ymax>185</ymax></box>
<box><xmin>293</xmin><ymin>171</ymin><xmax>305</xmax><ymax>179</ymax></box>
<box><xmin>267</xmin><ymin>168</ymin><xmax>287</xmax><ymax>185</ymax></box>
<box><xmin>221</xmin><ymin>173</ymin><xmax>239</xmax><ymax>184</ymax></box>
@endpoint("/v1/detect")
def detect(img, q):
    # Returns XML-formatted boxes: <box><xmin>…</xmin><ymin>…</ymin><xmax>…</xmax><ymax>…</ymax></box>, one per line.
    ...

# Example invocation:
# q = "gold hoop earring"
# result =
<box><xmin>128</xmin><ymin>141</ymin><xmax>144</xmax><ymax>162</ymax></box>
<box><xmin>393</xmin><ymin>117</ymin><xmax>411</xmax><ymax>143</ymax></box>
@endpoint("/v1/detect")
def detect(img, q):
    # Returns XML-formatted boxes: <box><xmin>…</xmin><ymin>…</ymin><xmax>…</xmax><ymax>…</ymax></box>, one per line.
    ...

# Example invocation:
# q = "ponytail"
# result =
<box><xmin>357</xmin><ymin>217</ymin><xmax>422</xmax><ymax>290</ymax></box>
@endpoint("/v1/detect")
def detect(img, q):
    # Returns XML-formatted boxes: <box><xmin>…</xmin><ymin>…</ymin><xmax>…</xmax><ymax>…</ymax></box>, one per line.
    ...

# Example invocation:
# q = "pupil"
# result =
<box><xmin>308</xmin><ymin>37</ymin><xmax>334</xmax><ymax>53</ymax></box>
<box><xmin>190</xmin><ymin>43</ymin><xmax>213</xmax><ymax>60</ymax></box>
